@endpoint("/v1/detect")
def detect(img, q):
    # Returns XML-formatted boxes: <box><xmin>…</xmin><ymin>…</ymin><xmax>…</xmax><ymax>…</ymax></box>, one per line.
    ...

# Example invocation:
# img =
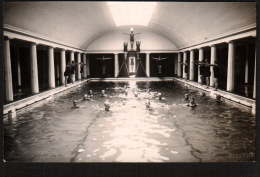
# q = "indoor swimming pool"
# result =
<box><xmin>4</xmin><ymin>80</ymin><xmax>255</xmax><ymax>162</ymax></box>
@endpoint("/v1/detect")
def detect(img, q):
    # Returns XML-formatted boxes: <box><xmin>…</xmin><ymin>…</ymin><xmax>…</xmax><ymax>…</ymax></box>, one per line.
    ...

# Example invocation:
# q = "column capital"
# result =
<box><xmin>225</xmin><ymin>40</ymin><xmax>235</xmax><ymax>44</ymax></box>
<box><xmin>145</xmin><ymin>52</ymin><xmax>150</xmax><ymax>55</ymax></box>
<box><xmin>4</xmin><ymin>36</ymin><xmax>14</xmax><ymax>40</ymax></box>
<box><xmin>210</xmin><ymin>44</ymin><xmax>216</xmax><ymax>47</ymax></box>
<box><xmin>48</xmin><ymin>46</ymin><xmax>55</xmax><ymax>49</ymax></box>
<box><xmin>30</xmin><ymin>42</ymin><xmax>39</xmax><ymax>46</ymax></box>
<box><xmin>113</xmin><ymin>53</ymin><xmax>119</xmax><ymax>55</ymax></box>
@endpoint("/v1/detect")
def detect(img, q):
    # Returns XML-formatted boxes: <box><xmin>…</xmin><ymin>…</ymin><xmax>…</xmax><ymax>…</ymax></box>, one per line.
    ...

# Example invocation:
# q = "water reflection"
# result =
<box><xmin>4</xmin><ymin>81</ymin><xmax>255</xmax><ymax>162</ymax></box>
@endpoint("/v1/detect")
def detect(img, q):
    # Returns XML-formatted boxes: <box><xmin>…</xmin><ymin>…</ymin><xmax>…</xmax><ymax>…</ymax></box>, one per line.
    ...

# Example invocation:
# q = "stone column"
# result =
<box><xmin>114</xmin><ymin>53</ymin><xmax>119</xmax><ymax>77</ymax></box>
<box><xmin>48</xmin><ymin>46</ymin><xmax>55</xmax><ymax>88</ymax></box>
<box><xmin>86</xmin><ymin>54</ymin><xmax>90</xmax><ymax>76</ymax></box>
<box><xmin>253</xmin><ymin>48</ymin><xmax>256</xmax><ymax>99</ymax></box>
<box><xmin>70</xmin><ymin>51</ymin><xmax>75</xmax><ymax>82</ymax></box>
<box><xmin>198</xmin><ymin>48</ymin><xmax>204</xmax><ymax>83</ymax></box>
<box><xmin>210</xmin><ymin>45</ymin><xmax>217</xmax><ymax>87</ymax></box>
<box><xmin>30</xmin><ymin>42</ymin><xmax>39</xmax><ymax>94</ymax></box>
<box><xmin>146</xmin><ymin>53</ymin><xmax>150</xmax><ymax>77</ymax></box>
<box><xmin>83</xmin><ymin>53</ymin><xmax>87</xmax><ymax>78</ymax></box>
<box><xmin>189</xmin><ymin>50</ymin><xmax>194</xmax><ymax>81</ymax></box>
<box><xmin>4</xmin><ymin>36</ymin><xmax>13</xmax><ymax>102</ymax></box>
<box><xmin>183</xmin><ymin>51</ymin><xmax>187</xmax><ymax>79</ymax></box>
<box><xmin>177</xmin><ymin>53</ymin><xmax>181</xmax><ymax>77</ymax></box>
<box><xmin>60</xmin><ymin>49</ymin><xmax>66</xmax><ymax>85</ymax></box>
<box><xmin>17</xmin><ymin>48</ymin><xmax>22</xmax><ymax>93</ymax></box>
<box><xmin>227</xmin><ymin>41</ymin><xmax>236</xmax><ymax>92</ymax></box>
<box><xmin>76</xmin><ymin>52</ymin><xmax>81</xmax><ymax>80</ymax></box>
<box><xmin>245</xmin><ymin>45</ymin><xmax>249</xmax><ymax>84</ymax></box>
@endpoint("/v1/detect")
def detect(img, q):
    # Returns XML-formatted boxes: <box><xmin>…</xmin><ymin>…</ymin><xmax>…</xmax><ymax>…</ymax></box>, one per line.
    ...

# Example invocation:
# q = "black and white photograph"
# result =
<box><xmin>2</xmin><ymin>0</ymin><xmax>257</xmax><ymax>167</ymax></box>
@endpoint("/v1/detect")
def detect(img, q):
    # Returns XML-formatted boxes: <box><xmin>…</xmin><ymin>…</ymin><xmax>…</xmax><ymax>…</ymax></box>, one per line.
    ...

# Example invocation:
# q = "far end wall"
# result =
<box><xmin>86</xmin><ymin>28</ymin><xmax>178</xmax><ymax>51</ymax></box>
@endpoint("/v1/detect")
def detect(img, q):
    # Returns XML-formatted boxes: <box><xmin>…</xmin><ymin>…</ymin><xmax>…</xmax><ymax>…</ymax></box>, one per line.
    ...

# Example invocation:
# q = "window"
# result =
<box><xmin>107</xmin><ymin>2</ymin><xmax>157</xmax><ymax>26</ymax></box>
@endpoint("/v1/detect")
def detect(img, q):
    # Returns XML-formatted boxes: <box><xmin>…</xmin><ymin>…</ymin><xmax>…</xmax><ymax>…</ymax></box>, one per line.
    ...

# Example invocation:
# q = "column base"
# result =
<box><xmin>8</xmin><ymin>109</ymin><xmax>16</xmax><ymax>119</ymax></box>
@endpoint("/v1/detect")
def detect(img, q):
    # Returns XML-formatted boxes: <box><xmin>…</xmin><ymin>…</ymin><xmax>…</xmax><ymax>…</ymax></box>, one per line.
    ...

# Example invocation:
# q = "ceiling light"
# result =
<box><xmin>107</xmin><ymin>2</ymin><xmax>157</xmax><ymax>26</ymax></box>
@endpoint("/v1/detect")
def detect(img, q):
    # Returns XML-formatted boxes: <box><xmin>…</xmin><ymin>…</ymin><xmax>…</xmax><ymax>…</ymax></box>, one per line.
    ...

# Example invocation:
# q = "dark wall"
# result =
<box><xmin>65</xmin><ymin>52</ymin><xmax>70</xmax><ymax>64</ymax></box>
<box><xmin>118</xmin><ymin>53</ymin><xmax>129</xmax><ymax>77</ymax></box>
<box><xmin>186</xmin><ymin>52</ymin><xmax>190</xmax><ymax>80</ymax></box>
<box><xmin>194</xmin><ymin>50</ymin><xmax>199</xmax><ymax>82</ymax></box>
<box><xmin>233</xmin><ymin>42</ymin><xmax>255</xmax><ymax>98</ymax></box>
<box><xmin>248</xmin><ymin>42</ymin><xmax>256</xmax><ymax>84</ymax></box>
<box><xmin>180</xmin><ymin>53</ymin><xmax>183</xmax><ymax>78</ymax></box>
<box><xmin>89</xmin><ymin>54</ymin><xmax>114</xmax><ymax>78</ymax></box>
<box><xmin>203</xmin><ymin>48</ymin><xmax>211</xmax><ymax>61</ymax></box>
<box><xmin>37</xmin><ymin>48</ymin><xmax>49</xmax><ymax>91</ymax></box>
<box><xmin>10</xmin><ymin>45</ymin><xmax>31</xmax><ymax>93</ymax></box>
<box><xmin>150</xmin><ymin>53</ymin><xmax>175</xmax><ymax>77</ymax></box>
<box><xmin>216</xmin><ymin>45</ymin><xmax>228</xmax><ymax>90</ymax></box>
<box><xmin>10</xmin><ymin>45</ymin><xmax>19</xmax><ymax>93</ymax></box>
<box><xmin>136</xmin><ymin>53</ymin><xmax>146</xmax><ymax>77</ymax></box>
<box><xmin>54</xmin><ymin>51</ymin><xmax>61</xmax><ymax>86</ymax></box>
<box><xmin>203</xmin><ymin>48</ymin><xmax>211</xmax><ymax>85</ymax></box>
<box><xmin>235</xmin><ymin>45</ymin><xmax>247</xmax><ymax>84</ymax></box>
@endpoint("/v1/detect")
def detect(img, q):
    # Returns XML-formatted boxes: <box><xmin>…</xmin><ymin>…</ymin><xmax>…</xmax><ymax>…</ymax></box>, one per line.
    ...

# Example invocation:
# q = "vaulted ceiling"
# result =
<box><xmin>4</xmin><ymin>1</ymin><xmax>256</xmax><ymax>51</ymax></box>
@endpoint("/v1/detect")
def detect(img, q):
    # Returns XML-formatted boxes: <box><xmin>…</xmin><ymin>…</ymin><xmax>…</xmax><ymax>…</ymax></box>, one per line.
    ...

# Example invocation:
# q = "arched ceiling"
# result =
<box><xmin>4</xmin><ymin>1</ymin><xmax>256</xmax><ymax>50</ymax></box>
<box><xmin>87</xmin><ymin>26</ymin><xmax>178</xmax><ymax>51</ymax></box>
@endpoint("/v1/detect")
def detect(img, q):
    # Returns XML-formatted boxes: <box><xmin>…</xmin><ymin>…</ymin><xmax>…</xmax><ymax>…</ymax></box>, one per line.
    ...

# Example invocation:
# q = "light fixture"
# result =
<box><xmin>107</xmin><ymin>2</ymin><xmax>157</xmax><ymax>26</ymax></box>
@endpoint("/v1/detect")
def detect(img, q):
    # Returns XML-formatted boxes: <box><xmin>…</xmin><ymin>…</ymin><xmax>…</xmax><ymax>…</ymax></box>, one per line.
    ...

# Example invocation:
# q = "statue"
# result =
<box><xmin>151</xmin><ymin>56</ymin><xmax>168</xmax><ymax>61</ymax></box>
<box><xmin>158</xmin><ymin>65</ymin><xmax>162</xmax><ymax>74</ymax></box>
<box><xmin>122</xmin><ymin>27</ymin><xmax>141</xmax><ymax>50</ymax></box>
<box><xmin>129</xmin><ymin>57</ymin><xmax>135</xmax><ymax>73</ymax></box>
<box><xmin>96</xmin><ymin>56</ymin><xmax>112</xmax><ymax>76</ymax></box>
<box><xmin>136</xmin><ymin>41</ymin><xmax>141</xmax><ymax>53</ymax></box>
<box><xmin>102</xmin><ymin>66</ymin><xmax>106</xmax><ymax>74</ymax></box>
<box><xmin>152</xmin><ymin>56</ymin><xmax>168</xmax><ymax>74</ymax></box>
<box><xmin>96</xmin><ymin>56</ymin><xmax>112</xmax><ymax>61</ymax></box>
<box><xmin>123</xmin><ymin>42</ymin><xmax>128</xmax><ymax>52</ymax></box>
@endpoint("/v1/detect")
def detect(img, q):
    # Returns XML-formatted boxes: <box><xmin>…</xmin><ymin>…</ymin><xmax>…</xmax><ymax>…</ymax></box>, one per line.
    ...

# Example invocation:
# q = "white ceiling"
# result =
<box><xmin>4</xmin><ymin>1</ymin><xmax>256</xmax><ymax>50</ymax></box>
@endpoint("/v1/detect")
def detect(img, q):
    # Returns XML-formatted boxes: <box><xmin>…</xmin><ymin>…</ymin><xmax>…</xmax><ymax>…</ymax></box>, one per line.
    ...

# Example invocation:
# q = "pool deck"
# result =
<box><xmin>3</xmin><ymin>77</ymin><xmax>256</xmax><ymax>116</ymax></box>
<box><xmin>3</xmin><ymin>79</ymin><xmax>90</xmax><ymax>115</ymax></box>
<box><xmin>173</xmin><ymin>78</ymin><xmax>255</xmax><ymax>112</ymax></box>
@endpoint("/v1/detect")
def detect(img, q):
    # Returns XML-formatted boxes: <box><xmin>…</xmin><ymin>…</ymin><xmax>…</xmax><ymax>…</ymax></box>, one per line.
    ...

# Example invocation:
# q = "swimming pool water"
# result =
<box><xmin>4</xmin><ymin>81</ymin><xmax>255</xmax><ymax>162</ymax></box>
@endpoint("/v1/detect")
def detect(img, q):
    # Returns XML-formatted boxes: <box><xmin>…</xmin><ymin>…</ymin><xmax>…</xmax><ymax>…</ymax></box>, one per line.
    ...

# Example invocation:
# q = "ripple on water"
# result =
<box><xmin>4</xmin><ymin>81</ymin><xmax>255</xmax><ymax>162</ymax></box>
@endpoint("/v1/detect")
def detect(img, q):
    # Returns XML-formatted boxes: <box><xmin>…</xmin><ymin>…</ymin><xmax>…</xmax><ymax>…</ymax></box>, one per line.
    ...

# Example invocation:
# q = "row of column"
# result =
<box><xmin>4</xmin><ymin>37</ymin><xmax>256</xmax><ymax>102</ymax></box>
<box><xmin>177</xmin><ymin>40</ymin><xmax>256</xmax><ymax>98</ymax></box>
<box><xmin>113</xmin><ymin>53</ymin><xmax>151</xmax><ymax>77</ymax></box>
<box><xmin>4</xmin><ymin>37</ymin><xmax>89</xmax><ymax>102</ymax></box>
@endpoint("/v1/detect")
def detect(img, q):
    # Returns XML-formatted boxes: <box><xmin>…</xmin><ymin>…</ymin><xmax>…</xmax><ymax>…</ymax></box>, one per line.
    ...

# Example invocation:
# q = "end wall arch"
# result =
<box><xmin>86</xmin><ymin>28</ymin><xmax>178</xmax><ymax>52</ymax></box>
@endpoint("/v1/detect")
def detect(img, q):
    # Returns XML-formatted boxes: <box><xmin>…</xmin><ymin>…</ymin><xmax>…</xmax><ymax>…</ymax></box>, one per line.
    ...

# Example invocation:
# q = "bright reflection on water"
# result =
<box><xmin>4</xmin><ymin>81</ymin><xmax>255</xmax><ymax>162</ymax></box>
